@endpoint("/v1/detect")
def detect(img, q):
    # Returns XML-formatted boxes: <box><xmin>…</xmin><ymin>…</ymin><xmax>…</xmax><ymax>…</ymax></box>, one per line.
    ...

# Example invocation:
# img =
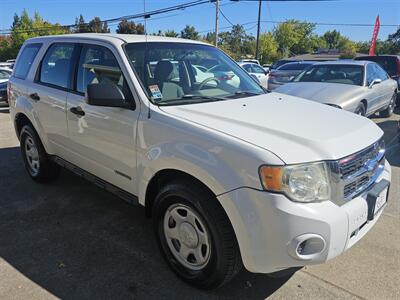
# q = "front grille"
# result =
<box><xmin>338</xmin><ymin>139</ymin><xmax>385</xmax><ymax>201</ymax></box>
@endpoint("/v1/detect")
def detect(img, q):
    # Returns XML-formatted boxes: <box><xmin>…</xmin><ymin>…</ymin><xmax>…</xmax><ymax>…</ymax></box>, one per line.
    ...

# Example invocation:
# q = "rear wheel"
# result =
<box><xmin>153</xmin><ymin>179</ymin><xmax>242</xmax><ymax>289</ymax></box>
<box><xmin>380</xmin><ymin>93</ymin><xmax>396</xmax><ymax>118</ymax></box>
<box><xmin>20</xmin><ymin>125</ymin><xmax>60</xmax><ymax>183</ymax></box>
<box><xmin>355</xmin><ymin>102</ymin><xmax>366</xmax><ymax>116</ymax></box>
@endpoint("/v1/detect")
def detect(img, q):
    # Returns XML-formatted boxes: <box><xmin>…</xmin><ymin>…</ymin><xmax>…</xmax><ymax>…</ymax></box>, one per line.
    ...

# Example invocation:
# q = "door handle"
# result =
<box><xmin>70</xmin><ymin>106</ymin><xmax>85</xmax><ymax>117</ymax></box>
<box><xmin>29</xmin><ymin>93</ymin><xmax>40</xmax><ymax>101</ymax></box>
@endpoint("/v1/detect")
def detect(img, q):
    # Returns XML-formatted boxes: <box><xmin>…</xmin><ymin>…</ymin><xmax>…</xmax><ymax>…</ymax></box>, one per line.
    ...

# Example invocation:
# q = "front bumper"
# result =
<box><xmin>217</xmin><ymin>160</ymin><xmax>391</xmax><ymax>274</ymax></box>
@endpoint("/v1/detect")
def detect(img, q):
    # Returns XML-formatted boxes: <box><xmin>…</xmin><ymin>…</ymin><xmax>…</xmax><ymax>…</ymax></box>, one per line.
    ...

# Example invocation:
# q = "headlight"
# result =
<box><xmin>259</xmin><ymin>162</ymin><xmax>331</xmax><ymax>203</ymax></box>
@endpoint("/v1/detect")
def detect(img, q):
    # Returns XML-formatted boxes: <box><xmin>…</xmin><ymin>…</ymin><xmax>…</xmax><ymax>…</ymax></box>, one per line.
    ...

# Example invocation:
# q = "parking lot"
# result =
<box><xmin>0</xmin><ymin>106</ymin><xmax>399</xmax><ymax>300</ymax></box>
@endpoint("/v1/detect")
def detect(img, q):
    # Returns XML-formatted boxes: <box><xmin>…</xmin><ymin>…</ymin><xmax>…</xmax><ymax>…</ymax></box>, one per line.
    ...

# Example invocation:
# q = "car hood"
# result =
<box><xmin>275</xmin><ymin>82</ymin><xmax>365</xmax><ymax>105</ymax></box>
<box><xmin>159</xmin><ymin>93</ymin><xmax>383</xmax><ymax>164</ymax></box>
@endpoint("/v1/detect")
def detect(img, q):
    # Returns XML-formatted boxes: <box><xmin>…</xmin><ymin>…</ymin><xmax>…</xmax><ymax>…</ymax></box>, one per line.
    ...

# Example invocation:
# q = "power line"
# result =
<box><xmin>219</xmin><ymin>7</ymin><xmax>235</xmax><ymax>26</ymax></box>
<box><xmin>198</xmin><ymin>19</ymin><xmax>400</xmax><ymax>34</ymax></box>
<box><xmin>0</xmin><ymin>0</ymin><xmax>215</xmax><ymax>35</ymax></box>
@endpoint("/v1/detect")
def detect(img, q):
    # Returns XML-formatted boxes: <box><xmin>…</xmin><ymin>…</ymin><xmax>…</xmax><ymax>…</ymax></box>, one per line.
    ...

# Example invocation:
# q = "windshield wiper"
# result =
<box><xmin>225</xmin><ymin>90</ymin><xmax>264</xmax><ymax>98</ymax></box>
<box><xmin>156</xmin><ymin>94</ymin><xmax>226</xmax><ymax>106</ymax></box>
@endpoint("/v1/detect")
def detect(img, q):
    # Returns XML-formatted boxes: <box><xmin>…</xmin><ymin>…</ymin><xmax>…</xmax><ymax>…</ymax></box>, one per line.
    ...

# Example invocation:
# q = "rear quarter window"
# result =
<box><xmin>13</xmin><ymin>43</ymin><xmax>42</xmax><ymax>79</ymax></box>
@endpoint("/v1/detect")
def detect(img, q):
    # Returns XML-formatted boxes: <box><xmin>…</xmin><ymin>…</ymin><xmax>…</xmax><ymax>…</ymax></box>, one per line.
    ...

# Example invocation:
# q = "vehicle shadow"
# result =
<box><xmin>0</xmin><ymin>146</ymin><xmax>294</xmax><ymax>300</ymax></box>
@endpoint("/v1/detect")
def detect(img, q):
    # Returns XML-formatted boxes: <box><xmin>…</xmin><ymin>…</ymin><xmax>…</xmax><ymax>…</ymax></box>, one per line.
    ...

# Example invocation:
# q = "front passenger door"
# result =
<box><xmin>66</xmin><ymin>44</ymin><xmax>139</xmax><ymax>195</ymax></box>
<box><xmin>366</xmin><ymin>63</ymin><xmax>384</xmax><ymax>113</ymax></box>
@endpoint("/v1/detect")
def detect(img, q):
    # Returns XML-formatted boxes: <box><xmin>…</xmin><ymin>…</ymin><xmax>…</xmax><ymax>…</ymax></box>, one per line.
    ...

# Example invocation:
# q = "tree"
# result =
<box><xmin>258</xmin><ymin>32</ymin><xmax>279</xmax><ymax>64</ymax></box>
<box><xmin>87</xmin><ymin>17</ymin><xmax>110</xmax><ymax>33</ymax></box>
<box><xmin>273</xmin><ymin>21</ymin><xmax>301</xmax><ymax>56</ymax></box>
<box><xmin>218</xmin><ymin>25</ymin><xmax>254</xmax><ymax>60</ymax></box>
<box><xmin>74</xmin><ymin>14</ymin><xmax>89</xmax><ymax>33</ymax></box>
<box><xmin>387</xmin><ymin>27</ymin><xmax>400</xmax><ymax>53</ymax></box>
<box><xmin>116</xmin><ymin>19</ymin><xmax>144</xmax><ymax>34</ymax></box>
<box><xmin>323</xmin><ymin>30</ymin><xmax>341</xmax><ymax>49</ymax></box>
<box><xmin>338</xmin><ymin>36</ymin><xmax>357</xmax><ymax>56</ymax></box>
<box><xmin>180</xmin><ymin>25</ymin><xmax>199</xmax><ymax>40</ymax></box>
<box><xmin>164</xmin><ymin>30</ymin><xmax>179</xmax><ymax>38</ymax></box>
<box><xmin>0</xmin><ymin>10</ymin><xmax>67</xmax><ymax>60</ymax></box>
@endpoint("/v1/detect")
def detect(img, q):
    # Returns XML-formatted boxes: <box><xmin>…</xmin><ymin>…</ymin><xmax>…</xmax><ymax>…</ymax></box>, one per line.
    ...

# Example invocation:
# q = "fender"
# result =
<box><xmin>13</xmin><ymin>97</ymin><xmax>54</xmax><ymax>154</ymax></box>
<box><xmin>137</xmin><ymin>145</ymin><xmax>239</xmax><ymax>206</ymax></box>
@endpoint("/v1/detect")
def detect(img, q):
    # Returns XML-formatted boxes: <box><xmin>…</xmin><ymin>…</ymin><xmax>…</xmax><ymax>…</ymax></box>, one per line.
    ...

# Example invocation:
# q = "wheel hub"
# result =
<box><xmin>179</xmin><ymin>222</ymin><xmax>199</xmax><ymax>248</ymax></box>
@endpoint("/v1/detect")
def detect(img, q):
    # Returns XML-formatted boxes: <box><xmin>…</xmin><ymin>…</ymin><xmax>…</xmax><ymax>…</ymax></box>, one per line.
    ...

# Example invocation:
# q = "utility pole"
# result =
<box><xmin>215</xmin><ymin>0</ymin><xmax>219</xmax><ymax>47</ymax></box>
<box><xmin>255</xmin><ymin>0</ymin><xmax>262</xmax><ymax>60</ymax></box>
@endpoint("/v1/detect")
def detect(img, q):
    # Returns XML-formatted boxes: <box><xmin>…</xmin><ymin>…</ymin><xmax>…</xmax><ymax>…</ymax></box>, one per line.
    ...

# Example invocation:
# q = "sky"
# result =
<box><xmin>0</xmin><ymin>0</ymin><xmax>399</xmax><ymax>42</ymax></box>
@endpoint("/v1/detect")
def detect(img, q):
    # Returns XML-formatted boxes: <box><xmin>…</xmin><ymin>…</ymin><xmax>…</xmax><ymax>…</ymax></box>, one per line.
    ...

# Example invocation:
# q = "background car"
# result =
<box><xmin>238</xmin><ymin>62</ymin><xmax>269</xmax><ymax>88</ymax></box>
<box><xmin>269</xmin><ymin>59</ymin><xmax>293</xmax><ymax>70</ymax></box>
<box><xmin>0</xmin><ymin>82</ymin><xmax>8</xmax><ymax>106</ymax></box>
<box><xmin>207</xmin><ymin>63</ymin><xmax>240</xmax><ymax>88</ymax></box>
<box><xmin>237</xmin><ymin>59</ymin><xmax>260</xmax><ymax>65</ymax></box>
<box><xmin>355</xmin><ymin>55</ymin><xmax>400</xmax><ymax>104</ymax></box>
<box><xmin>275</xmin><ymin>60</ymin><xmax>398</xmax><ymax>117</ymax></box>
<box><xmin>0</xmin><ymin>68</ymin><xmax>12</xmax><ymax>84</ymax></box>
<box><xmin>268</xmin><ymin>61</ymin><xmax>314</xmax><ymax>90</ymax></box>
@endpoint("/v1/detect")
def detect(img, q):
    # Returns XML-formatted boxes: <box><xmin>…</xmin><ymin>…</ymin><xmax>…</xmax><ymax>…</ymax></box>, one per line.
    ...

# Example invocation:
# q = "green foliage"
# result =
<box><xmin>258</xmin><ymin>32</ymin><xmax>279</xmax><ymax>64</ymax></box>
<box><xmin>217</xmin><ymin>25</ymin><xmax>255</xmax><ymax>60</ymax></box>
<box><xmin>1</xmin><ymin>11</ymin><xmax>399</xmax><ymax>63</ymax></box>
<box><xmin>74</xmin><ymin>15</ymin><xmax>110</xmax><ymax>33</ymax></box>
<box><xmin>323</xmin><ymin>30</ymin><xmax>341</xmax><ymax>49</ymax></box>
<box><xmin>164</xmin><ymin>30</ymin><xmax>179</xmax><ymax>38</ymax></box>
<box><xmin>116</xmin><ymin>19</ymin><xmax>144</xmax><ymax>34</ymax></box>
<box><xmin>273</xmin><ymin>20</ymin><xmax>317</xmax><ymax>56</ymax></box>
<box><xmin>0</xmin><ymin>10</ymin><xmax>68</xmax><ymax>60</ymax></box>
<box><xmin>180</xmin><ymin>25</ymin><xmax>199</xmax><ymax>40</ymax></box>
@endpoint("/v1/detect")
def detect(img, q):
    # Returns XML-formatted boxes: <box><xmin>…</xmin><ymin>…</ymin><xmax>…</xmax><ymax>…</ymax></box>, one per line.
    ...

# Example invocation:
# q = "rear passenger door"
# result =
<box><xmin>373</xmin><ymin>64</ymin><xmax>394</xmax><ymax>109</ymax></box>
<box><xmin>28</xmin><ymin>42</ymin><xmax>78</xmax><ymax>155</ymax></box>
<box><xmin>65</xmin><ymin>43</ymin><xmax>139</xmax><ymax>195</ymax></box>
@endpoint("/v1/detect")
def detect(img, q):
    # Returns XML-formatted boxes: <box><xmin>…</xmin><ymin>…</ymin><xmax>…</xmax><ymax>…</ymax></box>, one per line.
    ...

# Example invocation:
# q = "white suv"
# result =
<box><xmin>8</xmin><ymin>34</ymin><xmax>391</xmax><ymax>289</ymax></box>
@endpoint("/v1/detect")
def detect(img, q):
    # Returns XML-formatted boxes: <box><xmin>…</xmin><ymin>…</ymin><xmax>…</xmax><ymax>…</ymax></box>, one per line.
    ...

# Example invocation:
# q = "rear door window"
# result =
<box><xmin>14</xmin><ymin>43</ymin><xmax>42</xmax><ymax>79</ymax></box>
<box><xmin>39</xmin><ymin>43</ymin><xmax>76</xmax><ymax>89</ymax></box>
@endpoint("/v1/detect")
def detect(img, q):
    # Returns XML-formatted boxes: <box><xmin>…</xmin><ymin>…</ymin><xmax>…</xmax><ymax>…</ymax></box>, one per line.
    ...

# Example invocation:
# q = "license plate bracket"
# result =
<box><xmin>366</xmin><ymin>179</ymin><xmax>390</xmax><ymax>221</ymax></box>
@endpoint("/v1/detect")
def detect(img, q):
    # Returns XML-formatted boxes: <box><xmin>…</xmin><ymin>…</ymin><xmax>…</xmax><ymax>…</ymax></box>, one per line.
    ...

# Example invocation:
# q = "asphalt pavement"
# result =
<box><xmin>0</xmin><ymin>106</ymin><xmax>399</xmax><ymax>300</ymax></box>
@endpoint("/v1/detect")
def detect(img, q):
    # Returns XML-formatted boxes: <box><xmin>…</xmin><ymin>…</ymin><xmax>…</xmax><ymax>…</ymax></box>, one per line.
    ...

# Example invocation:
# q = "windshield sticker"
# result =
<box><xmin>149</xmin><ymin>85</ymin><xmax>163</xmax><ymax>100</ymax></box>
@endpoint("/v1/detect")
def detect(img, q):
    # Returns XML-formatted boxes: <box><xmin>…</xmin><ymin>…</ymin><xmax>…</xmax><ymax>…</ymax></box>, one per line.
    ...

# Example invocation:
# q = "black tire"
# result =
<box><xmin>355</xmin><ymin>102</ymin><xmax>366</xmax><ymax>116</ymax></box>
<box><xmin>20</xmin><ymin>124</ymin><xmax>60</xmax><ymax>183</ymax></box>
<box><xmin>152</xmin><ymin>179</ymin><xmax>242</xmax><ymax>289</ymax></box>
<box><xmin>380</xmin><ymin>93</ymin><xmax>396</xmax><ymax>118</ymax></box>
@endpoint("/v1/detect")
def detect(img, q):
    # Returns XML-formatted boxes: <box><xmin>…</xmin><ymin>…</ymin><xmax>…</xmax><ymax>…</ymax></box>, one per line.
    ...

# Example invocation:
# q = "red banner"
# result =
<box><xmin>369</xmin><ymin>16</ymin><xmax>381</xmax><ymax>56</ymax></box>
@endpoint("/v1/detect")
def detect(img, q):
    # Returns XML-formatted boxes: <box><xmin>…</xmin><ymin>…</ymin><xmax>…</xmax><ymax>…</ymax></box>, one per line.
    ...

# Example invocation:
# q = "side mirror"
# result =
<box><xmin>87</xmin><ymin>83</ymin><xmax>129</xmax><ymax>108</ymax></box>
<box><xmin>369</xmin><ymin>78</ymin><xmax>382</xmax><ymax>89</ymax></box>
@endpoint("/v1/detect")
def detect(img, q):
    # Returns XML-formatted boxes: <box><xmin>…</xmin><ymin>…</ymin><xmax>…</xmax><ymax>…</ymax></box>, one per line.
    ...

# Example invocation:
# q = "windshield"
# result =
<box><xmin>294</xmin><ymin>64</ymin><xmax>364</xmax><ymax>86</ymax></box>
<box><xmin>124</xmin><ymin>42</ymin><xmax>264</xmax><ymax>105</ymax></box>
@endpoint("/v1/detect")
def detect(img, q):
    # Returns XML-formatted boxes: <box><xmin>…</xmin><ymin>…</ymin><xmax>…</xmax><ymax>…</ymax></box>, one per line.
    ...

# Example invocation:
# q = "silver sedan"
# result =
<box><xmin>275</xmin><ymin>60</ymin><xmax>398</xmax><ymax>117</ymax></box>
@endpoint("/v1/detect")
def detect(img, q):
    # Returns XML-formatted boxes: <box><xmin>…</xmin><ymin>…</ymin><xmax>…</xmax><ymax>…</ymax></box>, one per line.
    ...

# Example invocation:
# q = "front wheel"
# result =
<box><xmin>380</xmin><ymin>93</ymin><xmax>396</xmax><ymax>118</ymax></box>
<box><xmin>355</xmin><ymin>102</ymin><xmax>366</xmax><ymax>116</ymax></box>
<box><xmin>153</xmin><ymin>180</ymin><xmax>242</xmax><ymax>289</ymax></box>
